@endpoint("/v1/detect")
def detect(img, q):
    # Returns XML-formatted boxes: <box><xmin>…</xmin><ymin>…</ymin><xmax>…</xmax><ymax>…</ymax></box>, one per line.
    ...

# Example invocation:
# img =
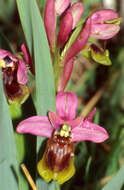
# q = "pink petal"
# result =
<box><xmin>0</xmin><ymin>49</ymin><xmax>17</xmax><ymax>60</ymax></box>
<box><xmin>58</xmin><ymin>58</ymin><xmax>74</xmax><ymax>92</ymax></box>
<box><xmin>16</xmin><ymin>116</ymin><xmax>53</xmax><ymax>138</ymax></box>
<box><xmin>68</xmin><ymin>117</ymin><xmax>83</xmax><ymax>129</ymax></box>
<box><xmin>17</xmin><ymin>60</ymin><xmax>28</xmax><ymax>84</ymax></box>
<box><xmin>48</xmin><ymin>111</ymin><xmax>64</xmax><ymax>129</ymax></box>
<box><xmin>90</xmin><ymin>23</ymin><xmax>120</xmax><ymax>39</ymax></box>
<box><xmin>72</xmin><ymin>121</ymin><xmax>109</xmax><ymax>143</ymax></box>
<box><xmin>68</xmin><ymin>2</ymin><xmax>84</xmax><ymax>29</ymax></box>
<box><xmin>21</xmin><ymin>44</ymin><xmax>34</xmax><ymax>74</ymax></box>
<box><xmin>84</xmin><ymin>108</ymin><xmax>96</xmax><ymax>122</ymax></box>
<box><xmin>55</xmin><ymin>0</ymin><xmax>70</xmax><ymax>16</ymax></box>
<box><xmin>44</xmin><ymin>0</ymin><xmax>55</xmax><ymax>50</ymax></box>
<box><xmin>63</xmin><ymin>18</ymin><xmax>91</xmax><ymax>64</ymax></box>
<box><xmin>57</xmin><ymin>12</ymin><xmax>73</xmax><ymax>48</ymax></box>
<box><xmin>56</xmin><ymin>91</ymin><xmax>78</xmax><ymax>120</ymax></box>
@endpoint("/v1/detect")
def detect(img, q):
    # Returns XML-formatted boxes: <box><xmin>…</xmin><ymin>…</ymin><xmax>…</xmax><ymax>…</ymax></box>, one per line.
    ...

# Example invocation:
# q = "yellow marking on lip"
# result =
<box><xmin>60</xmin><ymin>124</ymin><xmax>71</xmax><ymax>138</ymax></box>
<box><xmin>0</xmin><ymin>60</ymin><xmax>5</xmax><ymax>68</ymax></box>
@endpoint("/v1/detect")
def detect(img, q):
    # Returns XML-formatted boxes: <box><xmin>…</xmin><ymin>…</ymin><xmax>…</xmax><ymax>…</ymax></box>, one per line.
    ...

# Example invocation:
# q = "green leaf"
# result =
<box><xmin>0</xmin><ymin>69</ymin><xmax>18</xmax><ymax>189</ymax></box>
<box><xmin>102</xmin><ymin>165</ymin><xmax>124</xmax><ymax>190</ymax></box>
<box><xmin>16</xmin><ymin>0</ymin><xmax>33</xmax><ymax>55</ymax></box>
<box><xmin>30</xmin><ymin>0</ymin><xmax>56</xmax><ymax>188</ymax></box>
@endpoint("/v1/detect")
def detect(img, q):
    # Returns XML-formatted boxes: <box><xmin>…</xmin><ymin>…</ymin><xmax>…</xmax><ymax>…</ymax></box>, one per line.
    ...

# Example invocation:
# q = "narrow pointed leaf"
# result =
<box><xmin>0</xmin><ymin>69</ymin><xmax>18</xmax><ymax>189</ymax></box>
<box><xmin>16</xmin><ymin>0</ymin><xmax>32</xmax><ymax>55</ymax></box>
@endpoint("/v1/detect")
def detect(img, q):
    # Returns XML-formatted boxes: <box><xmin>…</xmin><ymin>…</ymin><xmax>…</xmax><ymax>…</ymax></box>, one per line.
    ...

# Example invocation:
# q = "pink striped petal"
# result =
<box><xmin>72</xmin><ymin>121</ymin><xmax>109</xmax><ymax>143</ymax></box>
<box><xmin>55</xmin><ymin>0</ymin><xmax>70</xmax><ymax>15</ymax></box>
<box><xmin>17</xmin><ymin>59</ymin><xmax>28</xmax><ymax>84</ymax></box>
<box><xmin>68</xmin><ymin>117</ymin><xmax>83</xmax><ymax>129</ymax></box>
<box><xmin>48</xmin><ymin>111</ymin><xmax>64</xmax><ymax>129</ymax></box>
<box><xmin>68</xmin><ymin>2</ymin><xmax>84</xmax><ymax>29</ymax></box>
<box><xmin>84</xmin><ymin>108</ymin><xmax>96</xmax><ymax>122</ymax></box>
<box><xmin>63</xmin><ymin>18</ymin><xmax>91</xmax><ymax>64</ymax></box>
<box><xmin>16</xmin><ymin>116</ymin><xmax>53</xmax><ymax>138</ymax></box>
<box><xmin>21</xmin><ymin>44</ymin><xmax>34</xmax><ymax>74</ymax></box>
<box><xmin>56</xmin><ymin>91</ymin><xmax>78</xmax><ymax>120</ymax></box>
<box><xmin>57</xmin><ymin>12</ymin><xmax>73</xmax><ymax>48</ymax></box>
<box><xmin>44</xmin><ymin>0</ymin><xmax>55</xmax><ymax>50</ymax></box>
<box><xmin>58</xmin><ymin>58</ymin><xmax>74</xmax><ymax>92</ymax></box>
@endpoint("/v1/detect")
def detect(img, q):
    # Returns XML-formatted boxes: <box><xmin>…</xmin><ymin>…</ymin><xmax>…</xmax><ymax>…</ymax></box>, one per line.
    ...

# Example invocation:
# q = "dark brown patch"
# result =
<box><xmin>45</xmin><ymin>134</ymin><xmax>74</xmax><ymax>172</ymax></box>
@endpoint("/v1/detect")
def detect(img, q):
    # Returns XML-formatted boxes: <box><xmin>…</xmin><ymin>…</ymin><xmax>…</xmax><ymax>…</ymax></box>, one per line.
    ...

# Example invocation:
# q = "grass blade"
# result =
<box><xmin>16</xmin><ymin>0</ymin><xmax>32</xmax><ymax>54</ymax></box>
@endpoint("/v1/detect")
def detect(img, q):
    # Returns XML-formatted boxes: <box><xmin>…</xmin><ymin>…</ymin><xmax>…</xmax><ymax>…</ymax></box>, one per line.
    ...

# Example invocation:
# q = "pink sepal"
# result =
<box><xmin>48</xmin><ymin>111</ymin><xmax>83</xmax><ymax>129</ymax></box>
<box><xmin>57</xmin><ymin>12</ymin><xmax>73</xmax><ymax>48</ymax></box>
<box><xmin>44</xmin><ymin>0</ymin><xmax>55</xmax><ymax>50</ymax></box>
<box><xmin>48</xmin><ymin>111</ymin><xmax>64</xmax><ymax>129</ymax></box>
<box><xmin>68</xmin><ymin>2</ymin><xmax>84</xmax><ymax>29</ymax></box>
<box><xmin>72</xmin><ymin>121</ymin><xmax>109</xmax><ymax>143</ymax></box>
<box><xmin>17</xmin><ymin>59</ymin><xmax>28</xmax><ymax>84</ymax></box>
<box><xmin>84</xmin><ymin>108</ymin><xmax>96</xmax><ymax>122</ymax></box>
<box><xmin>16</xmin><ymin>116</ymin><xmax>53</xmax><ymax>138</ymax></box>
<box><xmin>56</xmin><ymin>91</ymin><xmax>78</xmax><ymax>120</ymax></box>
<box><xmin>63</xmin><ymin>18</ymin><xmax>91</xmax><ymax>64</ymax></box>
<box><xmin>58</xmin><ymin>58</ymin><xmax>74</xmax><ymax>92</ymax></box>
<box><xmin>21</xmin><ymin>44</ymin><xmax>34</xmax><ymax>74</ymax></box>
<box><xmin>55</xmin><ymin>0</ymin><xmax>70</xmax><ymax>15</ymax></box>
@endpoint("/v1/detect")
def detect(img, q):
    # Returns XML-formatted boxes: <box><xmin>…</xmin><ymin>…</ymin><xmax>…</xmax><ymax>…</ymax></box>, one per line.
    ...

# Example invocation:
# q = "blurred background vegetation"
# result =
<box><xmin>0</xmin><ymin>0</ymin><xmax>124</xmax><ymax>190</ymax></box>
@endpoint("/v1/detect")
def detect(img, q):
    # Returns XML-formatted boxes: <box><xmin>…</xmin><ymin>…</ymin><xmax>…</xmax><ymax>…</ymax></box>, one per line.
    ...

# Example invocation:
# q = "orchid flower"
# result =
<box><xmin>16</xmin><ymin>92</ymin><xmax>109</xmax><ymax>184</ymax></box>
<box><xmin>0</xmin><ymin>48</ymin><xmax>29</xmax><ymax>105</ymax></box>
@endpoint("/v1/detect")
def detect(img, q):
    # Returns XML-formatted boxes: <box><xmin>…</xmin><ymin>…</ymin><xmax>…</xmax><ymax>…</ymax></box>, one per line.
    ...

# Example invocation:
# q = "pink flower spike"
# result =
<box><xmin>21</xmin><ymin>44</ymin><xmax>34</xmax><ymax>74</ymax></box>
<box><xmin>57</xmin><ymin>12</ymin><xmax>73</xmax><ymax>48</ymax></box>
<box><xmin>84</xmin><ymin>108</ymin><xmax>96</xmax><ymax>122</ymax></box>
<box><xmin>89</xmin><ymin>9</ymin><xmax>120</xmax><ymax>39</ymax></box>
<box><xmin>55</xmin><ymin>0</ymin><xmax>70</xmax><ymax>16</ymax></box>
<box><xmin>56</xmin><ymin>91</ymin><xmax>78</xmax><ymax>120</ymax></box>
<box><xmin>72</xmin><ymin>121</ymin><xmax>109</xmax><ymax>143</ymax></box>
<box><xmin>58</xmin><ymin>58</ymin><xmax>74</xmax><ymax>92</ymax></box>
<box><xmin>44</xmin><ymin>0</ymin><xmax>55</xmax><ymax>51</ymax></box>
<box><xmin>63</xmin><ymin>18</ymin><xmax>91</xmax><ymax>65</ymax></box>
<box><xmin>68</xmin><ymin>2</ymin><xmax>84</xmax><ymax>29</ymax></box>
<box><xmin>16</xmin><ymin>116</ymin><xmax>53</xmax><ymax>138</ymax></box>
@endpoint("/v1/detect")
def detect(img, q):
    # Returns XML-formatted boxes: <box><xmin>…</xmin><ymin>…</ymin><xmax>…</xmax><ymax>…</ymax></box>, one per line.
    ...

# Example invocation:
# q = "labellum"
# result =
<box><xmin>37</xmin><ymin>124</ymin><xmax>75</xmax><ymax>184</ymax></box>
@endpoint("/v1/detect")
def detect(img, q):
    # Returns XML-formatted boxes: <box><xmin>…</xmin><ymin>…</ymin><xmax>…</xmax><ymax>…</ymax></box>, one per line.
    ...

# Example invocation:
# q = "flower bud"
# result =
<box><xmin>44</xmin><ymin>0</ymin><xmax>55</xmax><ymax>51</ymax></box>
<box><xmin>89</xmin><ymin>9</ymin><xmax>121</xmax><ymax>39</ymax></box>
<box><xmin>57</xmin><ymin>2</ymin><xmax>84</xmax><ymax>48</ymax></box>
<box><xmin>55</xmin><ymin>0</ymin><xmax>70</xmax><ymax>15</ymax></box>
